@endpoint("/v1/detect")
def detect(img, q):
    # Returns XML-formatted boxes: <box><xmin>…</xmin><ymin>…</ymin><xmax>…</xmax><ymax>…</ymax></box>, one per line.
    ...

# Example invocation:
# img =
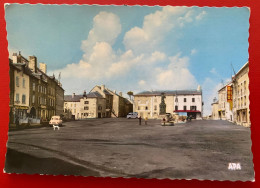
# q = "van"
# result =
<box><xmin>127</xmin><ymin>112</ymin><xmax>138</xmax><ymax>119</ymax></box>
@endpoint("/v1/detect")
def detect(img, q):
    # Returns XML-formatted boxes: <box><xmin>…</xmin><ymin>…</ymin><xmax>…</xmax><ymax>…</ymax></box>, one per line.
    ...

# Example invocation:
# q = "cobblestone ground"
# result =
<box><xmin>5</xmin><ymin>119</ymin><xmax>254</xmax><ymax>181</ymax></box>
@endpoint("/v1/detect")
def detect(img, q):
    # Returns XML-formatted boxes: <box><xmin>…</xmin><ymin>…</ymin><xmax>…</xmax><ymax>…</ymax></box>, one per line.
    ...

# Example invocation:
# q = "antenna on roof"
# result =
<box><xmin>231</xmin><ymin>62</ymin><xmax>236</xmax><ymax>82</ymax></box>
<box><xmin>231</xmin><ymin>62</ymin><xmax>236</xmax><ymax>75</ymax></box>
<box><xmin>58</xmin><ymin>72</ymin><xmax>61</xmax><ymax>84</ymax></box>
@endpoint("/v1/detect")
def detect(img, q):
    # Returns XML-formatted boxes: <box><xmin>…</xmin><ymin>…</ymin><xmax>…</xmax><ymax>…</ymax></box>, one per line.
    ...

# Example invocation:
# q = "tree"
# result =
<box><xmin>127</xmin><ymin>91</ymin><xmax>134</xmax><ymax>100</ymax></box>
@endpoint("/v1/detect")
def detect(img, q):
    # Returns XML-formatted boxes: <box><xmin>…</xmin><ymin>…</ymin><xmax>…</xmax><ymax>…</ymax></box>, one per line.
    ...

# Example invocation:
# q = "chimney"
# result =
<box><xmin>83</xmin><ymin>90</ymin><xmax>87</xmax><ymax>97</ymax></box>
<box><xmin>119</xmin><ymin>92</ymin><xmax>123</xmax><ymax>97</ymax></box>
<box><xmin>12</xmin><ymin>53</ymin><xmax>18</xmax><ymax>63</ymax></box>
<box><xmin>113</xmin><ymin>90</ymin><xmax>116</xmax><ymax>94</ymax></box>
<box><xmin>101</xmin><ymin>84</ymin><xmax>105</xmax><ymax>91</ymax></box>
<box><xmin>29</xmin><ymin>56</ymin><xmax>37</xmax><ymax>73</ymax></box>
<box><xmin>39</xmin><ymin>63</ymin><xmax>47</xmax><ymax>74</ymax></box>
<box><xmin>197</xmin><ymin>85</ymin><xmax>201</xmax><ymax>91</ymax></box>
<box><xmin>72</xmin><ymin>93</ymin><xmax>75</xmax><ymax>98</ymax></box>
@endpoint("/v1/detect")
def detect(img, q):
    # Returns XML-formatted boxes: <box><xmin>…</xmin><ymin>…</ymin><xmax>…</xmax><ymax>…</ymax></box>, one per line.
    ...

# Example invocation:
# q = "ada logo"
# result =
<box><xmin>228</xmin><ymin>163</ymin><xmax>241</xmax><ymax>170</ymax></box>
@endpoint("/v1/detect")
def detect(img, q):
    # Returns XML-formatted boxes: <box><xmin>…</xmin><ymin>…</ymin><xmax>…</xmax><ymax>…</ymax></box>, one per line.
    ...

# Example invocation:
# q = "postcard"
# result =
<box><xmin>4</xmin><ymin>4</ymin><xmax>254</xmax><ymax>181</ymax></box>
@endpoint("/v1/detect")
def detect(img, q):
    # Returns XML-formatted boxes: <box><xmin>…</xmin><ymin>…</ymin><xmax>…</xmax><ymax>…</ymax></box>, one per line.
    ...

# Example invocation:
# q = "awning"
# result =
<box><xmin>174</xmin><ymin>110</ymin><xmax>201</xmax><ymax>113</ymax></box>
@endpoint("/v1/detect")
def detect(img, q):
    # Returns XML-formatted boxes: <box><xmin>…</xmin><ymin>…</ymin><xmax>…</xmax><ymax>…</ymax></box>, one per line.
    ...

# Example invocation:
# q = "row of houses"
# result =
<box><xmin>64</xmin><ymin>85</ymin><xmax>133</xmax><ymax>119</ymax></box>
<box><xmin>9</xmin><ymin>52</ymin><xmax>64</xmax><ymax>124</ymax></box>
<box><xmin>64</xmin><ymin>85</ymin><xmax>204</xmax><ymax>120</ymax></box>
<box><xmin>211</xmin><ymin>62</ymin><xmax>250</xmax><ymax>127</ymax></box>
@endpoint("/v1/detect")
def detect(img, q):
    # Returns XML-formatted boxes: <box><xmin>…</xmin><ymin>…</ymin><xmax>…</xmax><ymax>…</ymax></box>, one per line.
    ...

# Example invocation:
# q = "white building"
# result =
<box><xmin>218</xmin><ymin>82</ymin><xmax>233</xmax><ymax>121</ymax></box>
<box><xmin>134</xmin><ymin>86</ymin><xmax>203</xmax><ymax>119</ymax></box>
<box><xmin>64</xmin><ymin>91</ymin><xmax>106</xmax><ymax>119</ymax></box>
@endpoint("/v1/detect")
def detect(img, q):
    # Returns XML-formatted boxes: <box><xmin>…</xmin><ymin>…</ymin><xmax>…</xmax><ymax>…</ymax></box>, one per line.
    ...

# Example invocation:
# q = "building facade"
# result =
<box><xmin>232</xmin><ymin>62</ymin><xmax>250</xmax><ymax>127</ymax></box>
<box><xmin>211</xmin><ymin>98</ymin><xmax>219</xmax><ymax>120</ymax></box>
<box><xmin>134</xmin><ymin>86</ymin><xmax>203</xmax><ymax>119</ymax></box>
<box><xmin>9</xmin><ymin>52</ymin><xmax>65</xmax><ymax>125</ymax></box>
<box><xmin>64</xmin><ymin>91</ymin><xmax>106</xmax><ymax>119</ymax></box>
<box><xmin>90</xmin><ymin>85</ymin><xmax>133</xmax><ymax>118</ymax></box>
<box><xmin>217</xmin><ymin>82</ymin><xmax>233</xmax><ymax>121</ymax></box>
<box><xmin>211</xmin><ymin>62</ymin><xmax>250</xmax><ymax>127</ymax></box>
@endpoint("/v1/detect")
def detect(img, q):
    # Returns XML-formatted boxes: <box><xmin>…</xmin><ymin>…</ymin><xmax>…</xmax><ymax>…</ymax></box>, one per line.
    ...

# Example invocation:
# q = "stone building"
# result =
<box><xmin>12</xmin><ymin>61</ymin><xmax>30</xmax><ymax>120</ymax></box>
<box><xmin>90</xmin><ymin>85</ymin><xmax>133</xmax><ymax>117</ymax></box>
<box><xmin>218</xmin><ymin>82</ymin><xmax>233</xmax><ymax>121</ymax></box>
<box><xmin>211</xmin><ymin>98</ymin><xmax>219</xmax><ymax>120</ymax></box>
<box><xmin>9</xmin><ymin>52</ymin><xmax>64</xmax><ymax>124</ymax></box>
<box><xmin>56</xmin><ymin>82</ymin><xmax>65</xmax><ymax>117</ymax></box>
<box><xmin>64</xmin><ymin>91</ymin><xmax>106</xmax><ymax>119</ymax></box>
<box><xmin>134</xmin><ymin>86</ymin><xmax>203</xmax><ymax>119</ymax></box>
<box><xmin>232</xmin><ymin>62</ymin><xmax>250</xmax><ymax>127</ymax></box>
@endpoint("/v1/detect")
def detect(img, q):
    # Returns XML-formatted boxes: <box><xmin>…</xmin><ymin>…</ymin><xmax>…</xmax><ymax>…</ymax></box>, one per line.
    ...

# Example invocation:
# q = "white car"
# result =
<box><xmin>49</xmin><ymin>116</ymin><xmax>63</xmax><ymax>126</ymax></box>
<box><xmin>127</xmin><ymin>112</ymin><xmax>138</xmax><ymax>119</ymax></box>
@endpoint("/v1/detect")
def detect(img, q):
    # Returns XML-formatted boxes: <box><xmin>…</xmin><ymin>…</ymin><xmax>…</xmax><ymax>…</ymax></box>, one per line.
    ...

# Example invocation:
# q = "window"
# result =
<box><xmin>183</xmin><ymin>106</ymin><xmax>187</xmax><ymax>111</ymax></box>
<box><xmin>74</xmin><ymin>109</ymin><xmax>76</xmax><ymax>113</ymax></box>
<box><xmin>22</xmin><ymin>94</ymin><xmax>26</xmax><ymax>104</ymax></box>
<box><xmin>38</xmin><ymin>85</ymin><xmax>40</xmax><ymax>92</ymax></box>
<box><xmin>84</xmin><ymin>101</ymin><xmax>89</xmax><ymax>104</ymax></box>
<box><xmin>22</xmin><ymin>78</ymin><xmax>25</xmax><ymax>88</ymax></box>
<box><xmin>175</xmin><ymin>105</ymin><xmax>178</xmax><ymax>111</ymax></box>
<box><xmin>71</xmin><ymin>104</ymin><xmax>72</xmax><ymax>107</ymax></box>
<box><xmin>184</xmin><ymin>98</ymin><xmax>187</xmax><ymax>102</ymax></box>
<box><xmin>138</xmin><ymin>106</ymin><xmax>140</xmax><ymax>110</ymax></box>
<box><xmin>74</xmin><ymin>104</ymin><xmax>76</xmax><ymax>107</ymax></box>
<box><xmin>16</xmin><ymin>76</ymin><xmax>19</xmax><ymax>87</ymax></box>
<box><xmin>84</xmin><ymin>113</ymin><xmax>89</xmax><ymax>116</ymax></box>
<box><xmin>175</xmin><ymin>97</ymin><xmax>178</xmax><ymax>102</ymax></box>
<box><xmin>98</xmin><ymin>106</ymin><xmax>102</xmax><ymax>110</ymax></box>
<box><xmin>145</xmin><ymin>106</ymin><xmax>148</xmax><ymax>110</ymax></box>
<box><xmin>32</xmin><ymin>83</ymin><xmax>35</xmax><ymax>91</ymax></box>
<box><xmin>244</xmin><ymin>96</ymin><xmax>246</xmax><ymax>106</ymax></box>
<box><xmin>154</xmin><ymin>98</ymin><xmax>157</xmax><ymax>103</ymax></box>
<box><xmin>16</xmin><ymin>93</ymin><xmax>19</xmax><ymax>102</ymax></box>
<box><xmin>154</xmin><ymin>105</ymin><xmax>157</xmax><ymax>110</ymax></box>
<box><xmin>190</xmin><ymin>106</ymin><xmax>197</xmax><ymax>111</ymax></box>
<box><xmin>32</xmin><ymin>95</ymin><xmax>35</xmax><ymax>103</ymax></box>
<box><xmin>84</xmin><ymin>106</ymin><xmax>89</xmax><ymax>110</ymax></box>
<box><xmin>192</xmin><ymin>98</ymin><xmax>195</xmax><ymax>102</ymax></box>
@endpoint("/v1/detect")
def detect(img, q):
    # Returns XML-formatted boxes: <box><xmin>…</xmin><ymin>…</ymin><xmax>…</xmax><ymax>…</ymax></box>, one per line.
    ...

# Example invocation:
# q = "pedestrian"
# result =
<box><xmin>145</xmin><ymin>117</ymin><xmax>148</xmax><ymax>125</ymax></box>
<box><xmin>15</xmin><ymin>116</ymin><xmax>19</xmax><ymax>129</ymax></box>
<box><xmin>138</xmin><ymin>116</ymin><xmax>142</xmax><ymax>125</ymax></box>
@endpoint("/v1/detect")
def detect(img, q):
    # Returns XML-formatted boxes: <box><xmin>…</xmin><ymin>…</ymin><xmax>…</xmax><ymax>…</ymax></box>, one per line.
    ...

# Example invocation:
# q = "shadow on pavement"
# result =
<box><xmin>4</xmin><ymin>148</ymin><xmax>100</xmax><ymax>177</ymax></box>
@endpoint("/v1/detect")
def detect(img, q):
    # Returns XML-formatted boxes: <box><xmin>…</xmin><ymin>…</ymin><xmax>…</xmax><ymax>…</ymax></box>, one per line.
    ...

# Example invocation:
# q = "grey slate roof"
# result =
<box><xmin>64</xmin><ymin>91</ymin><xmax>104</xmax><ymax>102</ymax></box>
<box><xmin>134</xmin><ymin>90</ymin><xmax>202</xmax><ymax>96</ymax></box>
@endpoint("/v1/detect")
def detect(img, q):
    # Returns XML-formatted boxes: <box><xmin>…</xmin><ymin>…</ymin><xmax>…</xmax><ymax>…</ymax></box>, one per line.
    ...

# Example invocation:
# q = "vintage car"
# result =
<box><xmin>127</xmin><ymin>112</ymin><xmax>138</xmax><ymax>119</ymax></box>
<box><xmin>49</xmin><ymin>116</ymin><xmax>63</xmax><ymax>126</ymax></box>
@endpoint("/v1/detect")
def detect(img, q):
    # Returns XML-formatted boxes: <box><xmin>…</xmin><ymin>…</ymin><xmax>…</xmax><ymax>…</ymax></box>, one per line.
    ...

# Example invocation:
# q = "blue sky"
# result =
<box><xmin>5</xmin><ymin>4</ymin><xmax>250</xmax><ymax>115</ymax></box>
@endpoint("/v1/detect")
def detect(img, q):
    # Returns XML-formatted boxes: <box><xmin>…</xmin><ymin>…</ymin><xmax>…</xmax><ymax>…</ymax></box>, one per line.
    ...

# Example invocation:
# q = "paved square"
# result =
<box><xmin>5</xmin><ymin>119</ymin><xmax>254</xmax><ymax>181</ymax></box>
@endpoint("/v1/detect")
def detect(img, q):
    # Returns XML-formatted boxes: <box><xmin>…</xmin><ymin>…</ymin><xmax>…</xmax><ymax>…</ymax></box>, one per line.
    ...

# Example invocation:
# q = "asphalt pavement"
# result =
<box><xmin>5</xmin><ymin>119</ymin><xmax>254</xmax><ymax>181</ymax></box>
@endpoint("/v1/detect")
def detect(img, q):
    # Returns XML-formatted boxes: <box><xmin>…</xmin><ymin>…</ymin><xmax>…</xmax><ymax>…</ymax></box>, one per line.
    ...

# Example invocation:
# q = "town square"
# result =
<box><xmin>6</xmin><ymin>118</ymin><xmax>254</xmax><ymax>181</ymax></box>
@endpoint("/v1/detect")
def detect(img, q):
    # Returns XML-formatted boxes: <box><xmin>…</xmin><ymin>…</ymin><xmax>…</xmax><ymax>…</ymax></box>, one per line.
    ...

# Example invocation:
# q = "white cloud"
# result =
<box><xmin>155</xmin><ymin>53</ymin><xmax>197</xmax><ymax>90</ymax></box>
<box><xmin>138</xmin><ymin>80</ymin><xmax>146</xmax><ymax>86</ymax></box>
<box><xmin>50</xmin><ymin>7</ymin><xmax>207</xmax><ymax>95</ymax></box>
<box><xmin>123</xmin><ymin>6</ymin><xmax>206</xmax><ymax>55</ymax></box>
<box><xmin>81</xmin><ymin>11</ymin><xmax>121</xmax><ymax>60</ymax></box>
<box><xmin>196</xmin><ymin>11</ymin><xmax>207</xmax><ymax>20</ymax></box>
<box><xmin>191</xmin><ymin>49</ymin><xmax>197</xmax><ymax>55</ymax></box>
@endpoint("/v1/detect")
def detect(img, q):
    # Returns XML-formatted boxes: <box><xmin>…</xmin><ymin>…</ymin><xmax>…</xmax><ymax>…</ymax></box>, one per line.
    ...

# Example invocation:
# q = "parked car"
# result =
<box><xmin>49</xmin><ymin>116</ymin><xmax>63</xmax><ymax>127</ymax></box>
<box><xmin>127</xmin><ymin>112</ymin><xmax>138</xmax><ymax>119</ymax></box>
